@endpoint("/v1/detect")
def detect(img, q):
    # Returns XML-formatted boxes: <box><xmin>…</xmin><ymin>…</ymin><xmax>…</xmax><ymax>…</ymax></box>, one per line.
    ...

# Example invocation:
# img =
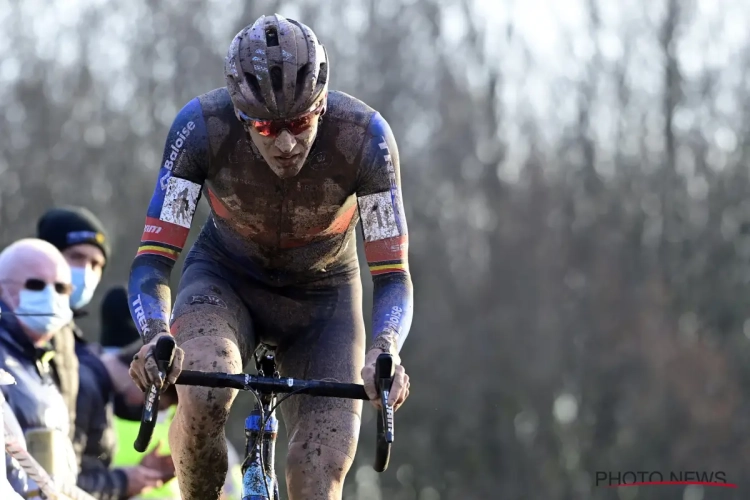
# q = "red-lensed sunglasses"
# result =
<box><xmin>237</xmin><ymin>100</ymin><xmax>325</xmax><ymax>137</ymax></box>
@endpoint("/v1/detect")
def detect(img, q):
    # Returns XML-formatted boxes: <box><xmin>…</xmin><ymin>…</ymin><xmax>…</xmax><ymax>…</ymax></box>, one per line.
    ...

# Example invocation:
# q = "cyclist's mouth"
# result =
<box><xmin>275</xmin><ymin>154</ymin><xmax>300</xmax><ymax>167</ymax></box>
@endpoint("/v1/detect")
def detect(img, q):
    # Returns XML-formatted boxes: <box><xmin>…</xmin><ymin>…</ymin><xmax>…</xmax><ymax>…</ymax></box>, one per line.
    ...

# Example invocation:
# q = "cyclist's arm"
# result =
<box><xmin>128</xmin><ymin>98</ymin><xmax>209</xmax><ymax>343</ymax></box>
<box><xmin>356</xmin><ymin>113</ymin><xmax>414</xmax><ymax>355</ymax></box>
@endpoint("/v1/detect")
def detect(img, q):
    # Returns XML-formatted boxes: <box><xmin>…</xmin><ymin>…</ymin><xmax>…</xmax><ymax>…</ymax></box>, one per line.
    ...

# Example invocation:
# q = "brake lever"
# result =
<box><xmin>134</xmin><ymin>336</ymin><xmax>176</xmax><ymax>452</ymax></box>
<box><xmin>373</xmin><ymin>353</ymin><xmax>395</xmax><ymax>472</ymax></box>
<box><xmin>375</xmin><ymin>353</ymin><xmax>395</xmax><ymax>443</ymax></box>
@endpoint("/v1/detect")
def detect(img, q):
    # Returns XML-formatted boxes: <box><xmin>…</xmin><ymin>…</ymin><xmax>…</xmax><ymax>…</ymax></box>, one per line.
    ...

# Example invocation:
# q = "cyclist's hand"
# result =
<box><xmin>361</xmin><ymin>348</ymin><xmax>410</xmax><ymax>411</ymax></box>
<box><xmin>129</xmin><ymin>334</ymin><xmax>184</xmax><ymax>392</ymax></box>
<box><xmin>122</xmin><ymin>465</ymin><xmax>165</xmax><ymax>496</ymax></box>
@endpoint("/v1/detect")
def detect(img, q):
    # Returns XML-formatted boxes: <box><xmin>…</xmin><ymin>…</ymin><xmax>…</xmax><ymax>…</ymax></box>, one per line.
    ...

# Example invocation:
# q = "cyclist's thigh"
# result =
<box><xmin>273</xmin><ymin>277</ymin><xmax>366</xmax><ymax>456</ymax></box>
<box><xmin>170</xmin><ymin>249</ymin><xmax>254</xmax><ymax>372</ymax></box>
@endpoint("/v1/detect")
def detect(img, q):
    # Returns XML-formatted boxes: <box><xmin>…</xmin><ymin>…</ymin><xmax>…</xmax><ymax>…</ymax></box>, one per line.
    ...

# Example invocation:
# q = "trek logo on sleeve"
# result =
<box><xmin>132</xmin><ymin>295</ymin><xmax>150</xmax><ymax>336</ymax></box>
<box><xmin>163</xmin><ymin>121</ymin><xmax>196</xmax><ymax>170</ymax></box>
<box><xmin>144</xmin><ymin>224</ymin><xmax>163</xmax><ymax>235</ymax></box>
<box><xmin>378</xmin><ymin>137</ymin><xmax>404</xmax><ymax>235</ymax></box>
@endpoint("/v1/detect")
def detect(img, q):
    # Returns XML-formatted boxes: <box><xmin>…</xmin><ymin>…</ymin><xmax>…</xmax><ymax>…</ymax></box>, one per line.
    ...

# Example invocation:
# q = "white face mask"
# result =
<box><xmin>69</xmin><ymin>266</ymin><xmax>99</xmax><ymax>309</ymax></box>
<box><xmin>14</xmin><ymin>285</ymin><xmax>73</xmax><ymax>335</ymax></box>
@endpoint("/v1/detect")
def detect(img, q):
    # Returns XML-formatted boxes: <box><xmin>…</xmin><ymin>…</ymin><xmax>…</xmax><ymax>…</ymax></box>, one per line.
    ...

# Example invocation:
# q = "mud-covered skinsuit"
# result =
<box><xmin>129</xmin><ymin>87</ymin><xmax>412</xmax><ymax>349</ymax></box>
<box><xmin>127</xmin><ymin>87</ymin><xmax>413</xmax><ymax>496</ymax></box>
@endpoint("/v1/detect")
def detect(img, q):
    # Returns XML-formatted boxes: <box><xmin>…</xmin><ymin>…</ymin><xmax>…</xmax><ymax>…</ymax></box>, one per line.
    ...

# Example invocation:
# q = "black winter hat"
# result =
<box><xmin>100</xmin><ymin>285</ymin><xmax>141</xmax><ymax>348</ymax></box>
<box><xmin>36</xmin><ymin>206</ymin><xmax>110</xmax><ymax>263</ymax></box>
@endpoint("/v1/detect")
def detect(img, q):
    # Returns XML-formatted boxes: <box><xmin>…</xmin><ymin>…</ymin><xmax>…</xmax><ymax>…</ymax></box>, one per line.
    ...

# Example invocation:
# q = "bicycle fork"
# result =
<box><xmin>242</xmin><ymin>392</ymin><xmax>280</xmax><ymax>500</ymax></box>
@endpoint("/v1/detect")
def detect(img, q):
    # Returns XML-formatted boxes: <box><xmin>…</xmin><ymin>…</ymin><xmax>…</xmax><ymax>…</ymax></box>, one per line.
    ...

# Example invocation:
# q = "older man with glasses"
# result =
<box><xmin>0</xmin><ymin>238</ymin><xmax>78</xmax><ymax>497</ymax></box>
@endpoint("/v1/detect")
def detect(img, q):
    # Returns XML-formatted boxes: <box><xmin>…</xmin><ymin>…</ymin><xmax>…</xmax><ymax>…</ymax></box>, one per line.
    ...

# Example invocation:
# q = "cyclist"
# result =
<box><xmin>128</xmin><ymin>14</ymin><xmax>413</xmax><ymax>500</ymax></box>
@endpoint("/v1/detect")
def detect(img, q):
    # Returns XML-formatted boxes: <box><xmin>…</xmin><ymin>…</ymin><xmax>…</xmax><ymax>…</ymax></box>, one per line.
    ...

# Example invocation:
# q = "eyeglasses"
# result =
<box><xmin>23</xmin><ymin>278</ymin><xmax>74</xmax><ymax>296</ymax></box>
<box><xmin>237</xmin><ymin>100</ymin><xmax>325</xmax><ymax>137</ymax></box>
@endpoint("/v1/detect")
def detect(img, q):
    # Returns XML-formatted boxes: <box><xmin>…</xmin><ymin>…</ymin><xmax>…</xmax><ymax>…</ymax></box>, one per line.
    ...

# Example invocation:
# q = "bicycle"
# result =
<box><xmin>134</xmin><ymin>336</ymin><xmax>396</xmax><ymax>500</ymax></box>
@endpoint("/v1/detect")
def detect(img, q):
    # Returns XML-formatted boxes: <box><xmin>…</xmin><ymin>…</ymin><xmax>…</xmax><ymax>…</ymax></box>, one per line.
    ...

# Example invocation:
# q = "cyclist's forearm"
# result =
<box><xmin>129</xmin><ymin>256</ymin><xmax>174</xmax><ymax>343</ymax></box>
<box><xmin>371</xmin><ymin>271</ymin><xmax>413</xmax><ymax>354</ymax></box>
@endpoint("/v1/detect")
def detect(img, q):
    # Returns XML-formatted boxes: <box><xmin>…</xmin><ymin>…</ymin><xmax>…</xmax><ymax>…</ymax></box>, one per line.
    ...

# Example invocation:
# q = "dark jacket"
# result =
<box><xmin>3</xmin><ymin>396</ymin><xmax>31</xmax><ymax>496</ymax></box>
<box><xmin>73</xmin><ymin>338</ymin><xmax>129</xmax><ymax>500</ymax></box>
<box><xmin>0</xmin><ymin>299</ymin><xmax>76</xmax><ymax>494</ymax></box>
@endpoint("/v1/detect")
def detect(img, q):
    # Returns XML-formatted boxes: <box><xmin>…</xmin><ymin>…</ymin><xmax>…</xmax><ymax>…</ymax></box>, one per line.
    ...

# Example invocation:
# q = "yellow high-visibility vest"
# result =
<box><xmin>110</xmin><ymin>406</ymin><xmax>243</xmax><ymax>499</ymax></box>
<box><xmin>111</xmin><ymin>407</ymin><xmax>181</xmax><ymax>499</ymax></box>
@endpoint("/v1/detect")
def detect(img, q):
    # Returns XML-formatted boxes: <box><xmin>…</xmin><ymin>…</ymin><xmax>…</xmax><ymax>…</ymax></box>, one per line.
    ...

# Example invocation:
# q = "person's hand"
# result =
<box><xmin>129</xmin><ymin>334</ymin><xmax>184</xmax><ymax>392</ymax></box>
<box><xmin>361</xmin><ymin>348</ymin><xmax>410</xmax><ymax>411</ymax></box>
<box><xmin>122</xmin><ymin>465</ymin><xmax>165</xmax><ymax>496</ymax></box>
<box><xmin>139</xmin><ymin>441</ymin><xmax>175</xmax><ymax>481</ymax></box>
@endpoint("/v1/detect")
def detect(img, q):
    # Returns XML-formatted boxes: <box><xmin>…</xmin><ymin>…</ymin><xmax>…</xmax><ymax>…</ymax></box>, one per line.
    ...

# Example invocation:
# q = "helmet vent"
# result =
<box><xmin>265</xmin><ymin>28</ymin><xmax>279</xmax><ymax>47</ymax></box>
<box><xmin>295</xmin><ymin>63</ymin><xmax>310</xmax><ymax>101</ymax></box>
<box><xmin>270</xmin><ymin>66</ymin><xmax>283</xmax><ymax>91</ymax></box>
<box><xmin>243</xmin><ymin>72</ymin><xmax>265</xmax><ymax>104</ymax></box>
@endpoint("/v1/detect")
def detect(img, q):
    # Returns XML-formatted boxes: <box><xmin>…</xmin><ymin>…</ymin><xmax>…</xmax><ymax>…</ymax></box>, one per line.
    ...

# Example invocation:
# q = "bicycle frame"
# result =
<box><xmin>242</xmin><ymin>346</ymin><xmax>281</xmax><ymax>499</ymax></box>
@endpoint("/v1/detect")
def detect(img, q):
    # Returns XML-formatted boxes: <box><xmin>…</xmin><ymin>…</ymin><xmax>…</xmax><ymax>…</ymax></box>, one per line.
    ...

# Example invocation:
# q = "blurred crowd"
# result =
<box><xmin>0</xmin><ymin>206</ymin><xmax>243</xmax><ymax>499</ymax></box>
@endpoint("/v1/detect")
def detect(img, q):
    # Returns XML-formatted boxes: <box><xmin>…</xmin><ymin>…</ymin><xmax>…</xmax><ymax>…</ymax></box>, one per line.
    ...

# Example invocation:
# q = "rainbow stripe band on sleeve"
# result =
<box><xmin>134</xmin><ymin>216</ymin><xmax>190</xmax><ymax>262</ymax></box>
<box><xmin>364</xmin><ymin>235</ymin><xmax>408</xmax><ymax>276</ymax></box>
<box><xmin>136</xmin><ymin>243</ymin><xmax>180</xmax><ymax>261</ymax></box>
<box><xmin>368</xmin><ymin>261</ymin><xmax>407</xmax><ymax>275</ymax></box>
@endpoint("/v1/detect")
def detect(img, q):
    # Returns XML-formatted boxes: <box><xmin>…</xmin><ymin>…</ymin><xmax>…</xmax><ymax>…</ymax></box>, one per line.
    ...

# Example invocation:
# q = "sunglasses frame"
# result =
<box><xmin>23</xmin><ymin>278</ymin><xmax>74</xmax><ymax>296</ymax></box>
<box><xmin>237</xmin><ymin>99</ymin><xmax>326</xmax><ymax>138</ymax></box>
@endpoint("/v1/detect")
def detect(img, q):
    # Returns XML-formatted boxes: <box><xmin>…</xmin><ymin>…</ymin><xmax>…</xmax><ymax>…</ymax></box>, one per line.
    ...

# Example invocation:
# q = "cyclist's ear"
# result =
<box><xmin>320</xmin><ymin>93</ymin><xmax>328</xmax><ymax>116</ymax></box>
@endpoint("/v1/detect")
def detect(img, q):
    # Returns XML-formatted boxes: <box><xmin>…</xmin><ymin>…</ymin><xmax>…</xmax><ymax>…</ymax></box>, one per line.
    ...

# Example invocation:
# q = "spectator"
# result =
<box><xmin>36</xmin><ymin>205</ymin><xmax>111</xmax><ymax>450</ymax></box>
<box><xmin>0</xmin><ymin>239</ymin><xmax>78</xmax><ymax>494</ymax></box>
<box><xmin>36</xmin><ymin>206</ymin><xmax>109</xmax><ymax>313</ymax></box>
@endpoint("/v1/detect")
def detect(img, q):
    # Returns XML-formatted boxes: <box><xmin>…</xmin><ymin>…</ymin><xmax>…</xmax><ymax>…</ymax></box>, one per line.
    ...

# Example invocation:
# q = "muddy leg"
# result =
<box><xmin>275</xmin><ymin>280</ymin><xmax>366</xmax><ymax>500</ymax></box>
<box><xmin>169</xmin><ymin>330</ymin><xmax>243</xmax><ymax>500</ymax></box>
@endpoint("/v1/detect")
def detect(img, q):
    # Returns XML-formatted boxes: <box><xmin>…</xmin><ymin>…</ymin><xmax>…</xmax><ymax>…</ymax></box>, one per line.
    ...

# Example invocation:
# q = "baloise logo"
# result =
<box><xmin>163</xmin><ymin>121</ymin><xmax>196</xmax><ymax>170</ymax></box>
<box><xmin>386</xmin><ymin>306</ymin><xmax>403</xmax><ymax>331</ymax></box>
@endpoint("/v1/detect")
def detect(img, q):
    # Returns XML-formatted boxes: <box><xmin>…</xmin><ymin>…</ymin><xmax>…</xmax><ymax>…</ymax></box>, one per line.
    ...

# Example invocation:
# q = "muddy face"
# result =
<box><xmin>246</xmin><ymin>121</ymin><xmax>320</xmax><ymax>179</ymax></box>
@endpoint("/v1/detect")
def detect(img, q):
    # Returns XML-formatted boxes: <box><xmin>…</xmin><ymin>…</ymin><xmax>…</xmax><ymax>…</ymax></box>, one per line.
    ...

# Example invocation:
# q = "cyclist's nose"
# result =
<box><xmin>274</xmin><ymin>130</ymin><xmax>296</xmax><ymax>154</ymax></box>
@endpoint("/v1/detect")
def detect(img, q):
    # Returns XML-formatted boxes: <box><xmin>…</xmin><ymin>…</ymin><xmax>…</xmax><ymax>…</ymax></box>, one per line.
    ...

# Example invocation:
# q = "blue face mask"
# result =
<box><xmin>15</xmin><ymin>285</ymin><xmax>73</xmax><ymax>335</ymax></box>
<box><xmin>69</xmin><ymin>266</ymin><xmax>100</xmax><ymax>310</ymax></box>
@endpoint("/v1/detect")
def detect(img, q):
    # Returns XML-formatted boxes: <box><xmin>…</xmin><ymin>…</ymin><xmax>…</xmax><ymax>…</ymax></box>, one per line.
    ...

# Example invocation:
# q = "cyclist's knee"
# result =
<box><xmin>285</xmin><ymin>409</ymin><xmax>360</xmax><ymax>479</ymax></box>
<box><xmin>177</xmin><ymin>384</ymin><xmax>235</xmax><ymax>426</ymax></box>
<box><xmin>174</xmin><ymin>335</ymin><xmax>242</xmax><ymax>430</ymax></box>
<box><xmin>286</xmin><ymin>440</ymin><xmax>354</xmax><ymax>485</ymax></box>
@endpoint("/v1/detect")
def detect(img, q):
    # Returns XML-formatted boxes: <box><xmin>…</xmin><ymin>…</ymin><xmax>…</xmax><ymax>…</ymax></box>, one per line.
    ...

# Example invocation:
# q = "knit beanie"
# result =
<box><xmin>36</xmin><ymin>206</ymin><xmax>110</xmax><ymax>263</ymax></box>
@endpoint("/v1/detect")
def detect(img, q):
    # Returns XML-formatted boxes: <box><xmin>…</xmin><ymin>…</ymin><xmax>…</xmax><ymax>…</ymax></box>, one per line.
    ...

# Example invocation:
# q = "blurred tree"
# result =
<box><xmin>2</xmin><ymin>0</ymin><xmax>750</xmax><ymax>498</ymax></box>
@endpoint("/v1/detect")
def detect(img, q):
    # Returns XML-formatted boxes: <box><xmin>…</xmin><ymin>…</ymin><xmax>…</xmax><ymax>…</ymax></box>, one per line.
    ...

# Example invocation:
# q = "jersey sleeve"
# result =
<box><xmin>356</xmin><ymin>113</ymin><xmax>414</xmax><ymax>354</ymax></box>
<box><xmin>128</xmin><ymin>98</ymin><xmax>209</xmax><ymax>343</ymax></box>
